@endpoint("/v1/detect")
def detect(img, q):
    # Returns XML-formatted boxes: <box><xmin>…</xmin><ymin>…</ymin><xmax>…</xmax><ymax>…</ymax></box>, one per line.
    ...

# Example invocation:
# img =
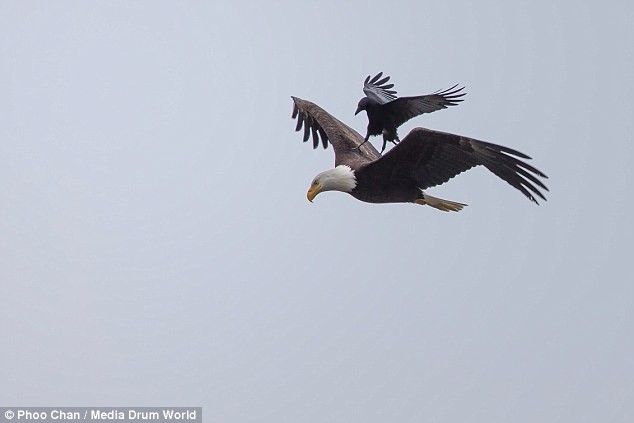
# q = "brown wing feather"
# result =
<box><xmin>291</xmin><ymin>96</ymin><xmax>380</xmax><ymax>167</ymax></box>
<box><xmin>365</xmin><ymin>127</ymin><xmax>549</xmax><ymax>204</ymax></box>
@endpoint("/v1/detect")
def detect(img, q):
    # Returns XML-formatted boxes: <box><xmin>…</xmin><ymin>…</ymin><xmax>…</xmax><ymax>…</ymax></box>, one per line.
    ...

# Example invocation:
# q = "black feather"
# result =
<box><xmin>311</xmin><ymin>126</ymin><xmax>319</xmax><ymax>149</ymax></box>
<box><xmin>369</xmin><ymin>72</ymin><xmax>383</xmax><ymax>84</ymax></box>
<box><xmin>303</xmin><ymin>120</ymin><xmax>311</xmax><ymax>142</ymax></box>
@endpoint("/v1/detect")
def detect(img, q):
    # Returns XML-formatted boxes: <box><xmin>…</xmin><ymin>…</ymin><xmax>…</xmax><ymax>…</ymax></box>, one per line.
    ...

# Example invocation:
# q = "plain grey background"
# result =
<box><xmin>1</xmin><ymin>1</ymin><xmax>633</xmax><ymax>422</ymax></box>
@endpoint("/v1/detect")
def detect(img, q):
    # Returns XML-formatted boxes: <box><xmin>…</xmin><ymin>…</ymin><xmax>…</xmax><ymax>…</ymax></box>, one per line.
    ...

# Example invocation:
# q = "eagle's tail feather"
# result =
<box><xmin>415</xmin><ymin>193</ymin><xmax>467</xmax><ymax>212</ymax></box>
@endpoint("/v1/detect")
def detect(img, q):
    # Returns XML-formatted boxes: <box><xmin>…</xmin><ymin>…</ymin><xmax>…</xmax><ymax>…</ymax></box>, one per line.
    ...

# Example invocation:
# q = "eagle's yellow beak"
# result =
<box><xmin>307</xmin><ymin>184</ymin><xmax>321</xmax><ymax>202</ymax></box>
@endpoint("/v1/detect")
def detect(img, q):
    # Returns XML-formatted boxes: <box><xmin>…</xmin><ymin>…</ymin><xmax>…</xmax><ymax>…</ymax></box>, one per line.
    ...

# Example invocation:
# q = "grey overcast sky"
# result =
<box><xmin>1</xmin><ymin>1</ymin><xmax>633</xmax><ymax>422</ymax></box>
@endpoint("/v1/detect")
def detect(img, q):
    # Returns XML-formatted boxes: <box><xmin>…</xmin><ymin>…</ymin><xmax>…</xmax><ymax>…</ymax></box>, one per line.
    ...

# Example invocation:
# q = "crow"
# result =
<box><xmin>355</xmin><ymin>72</ymin><xmax>466</xmax><ymax>153</ymax></box>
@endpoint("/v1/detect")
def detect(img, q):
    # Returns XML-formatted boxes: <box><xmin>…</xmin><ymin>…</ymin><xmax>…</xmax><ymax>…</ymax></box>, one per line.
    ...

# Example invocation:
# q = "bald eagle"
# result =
<box><xmin>355</xmin><ymin>72</ymin><xmax>466</xmax><ymax>152</ymax></box>
<box><xmin>291</xmin><ymin>96</ymin><xmax>547</xmax><ymax>211</ymax></box>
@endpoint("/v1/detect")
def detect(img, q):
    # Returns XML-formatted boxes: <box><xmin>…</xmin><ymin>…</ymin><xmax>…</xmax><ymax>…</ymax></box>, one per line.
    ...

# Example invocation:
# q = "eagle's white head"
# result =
<box><xmin>307</xmin><ymin>165</ymin><xmax>357</xmax><ymax>202</ymax></box>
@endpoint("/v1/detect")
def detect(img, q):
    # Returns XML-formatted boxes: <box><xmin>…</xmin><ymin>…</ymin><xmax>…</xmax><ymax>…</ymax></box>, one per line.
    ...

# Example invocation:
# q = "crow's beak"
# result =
<box><xmin>355</xmin><ymin>106</ymin><xmax>362</xmax><ymax>116</ymax></box>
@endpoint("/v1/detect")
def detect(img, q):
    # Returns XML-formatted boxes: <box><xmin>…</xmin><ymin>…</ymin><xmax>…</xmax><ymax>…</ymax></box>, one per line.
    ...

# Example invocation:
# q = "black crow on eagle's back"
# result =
<box><xmin>355</xmin><ymin>72</ymin><xmax>466</xmax><ymax>152</ymax></box>
<box><xmin>291</xmin><ymin>96</ymin><xmax>548</xmax><ymax>211</ymax></box>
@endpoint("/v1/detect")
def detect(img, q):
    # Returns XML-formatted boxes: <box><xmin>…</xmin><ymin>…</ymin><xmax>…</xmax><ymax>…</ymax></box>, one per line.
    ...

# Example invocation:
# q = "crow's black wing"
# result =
<box><xmin>362</xmin><ymin>72</ymin><xmax>398</xmax><ymax>104</ymax></box>
<box><xmin>364</xmin><ymin>127</ymin><xmax>548</xmax><ymax>204</ymax></box>
<box><xmin>383</xmin><ymin>85</ymin><xmax>466</xmax><ymax>127</ymax></box>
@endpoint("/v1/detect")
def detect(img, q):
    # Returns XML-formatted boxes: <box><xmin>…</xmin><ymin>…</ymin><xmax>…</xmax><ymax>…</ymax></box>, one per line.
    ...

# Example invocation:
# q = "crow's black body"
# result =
<box><xmin>355</xmin><ymin>73</ymin><xmax>466</xmax><ymax>152</ymax></box>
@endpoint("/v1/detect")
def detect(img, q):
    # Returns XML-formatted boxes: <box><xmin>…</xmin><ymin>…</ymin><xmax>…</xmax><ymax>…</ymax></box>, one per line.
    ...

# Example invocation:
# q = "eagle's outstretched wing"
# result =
<box><xmin>363</xmin><ymin>127</ymin><xmax>548</xmax><ymax>204</ymax></box>
<box><xmin>291</xmin><ymin>96</ymin><xmax>380</xmax><ymax>166</ymax></box>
